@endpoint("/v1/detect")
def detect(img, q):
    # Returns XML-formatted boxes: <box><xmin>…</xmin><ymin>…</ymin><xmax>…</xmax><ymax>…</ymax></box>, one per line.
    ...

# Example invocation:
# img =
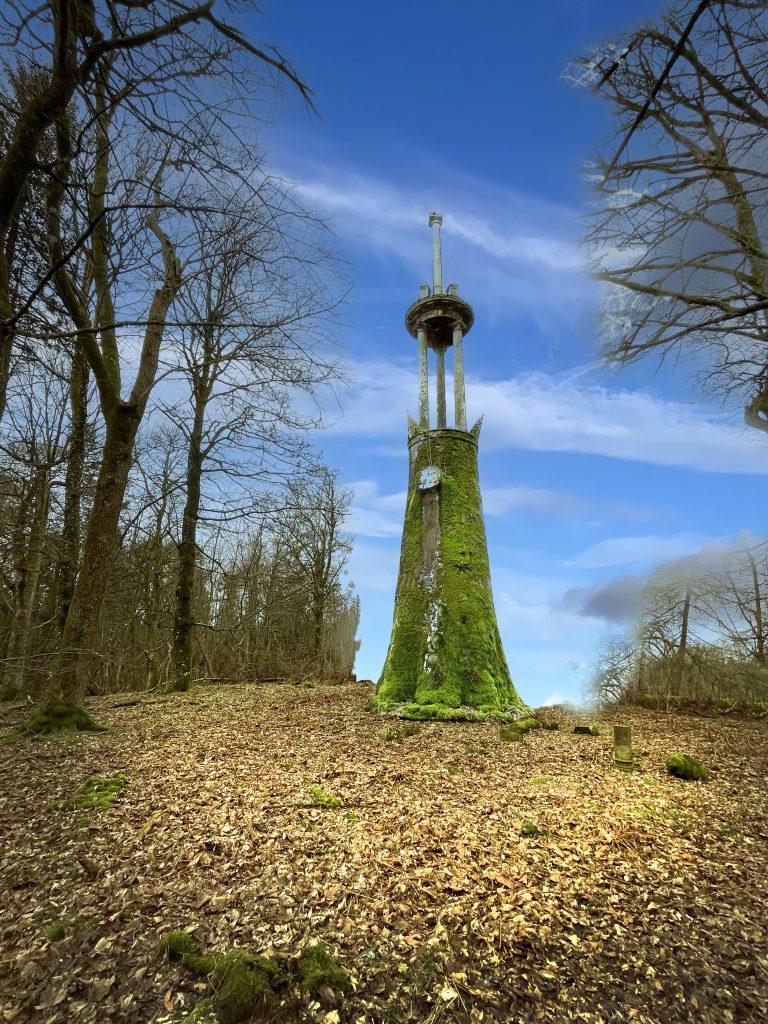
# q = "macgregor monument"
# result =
<box><xmin>375</xmin><ymin>214</ymin><xmax>525</xmax><ymax>720</ymax></box>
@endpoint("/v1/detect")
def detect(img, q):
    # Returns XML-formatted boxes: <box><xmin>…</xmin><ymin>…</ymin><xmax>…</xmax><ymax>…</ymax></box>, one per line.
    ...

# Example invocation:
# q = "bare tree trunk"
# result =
<box><xmin>146</xmin><ymin>484</ymin><xmax>170</xmax><ymax>689</ymax></box>
<box><xmin>51</xmin><ymin>404</ymin><xmax>140</xmax><ymax>700</ymax></box>
<box><xmin>57</xmin><ymin>348</ymin><xmax>89</xmax><ymax>633</ymax></box>
<box><xmin>672</xmin><ymin>583</ymin><xmax>692</xmax><ymax>698</ymax></box>
<box><xmin>5</xmin><ymin>468</ymin><xmax>50</xmax><ymax>691</ymax></box>
<box><xmin>171</xmin><ymin>396</ymin><xmax>206</xmax><ymax>692</ymax></box>
<box><xmin>747</xmin><ymin>550</ymin><xmax>765</xmax><ymax>663</ymax></box>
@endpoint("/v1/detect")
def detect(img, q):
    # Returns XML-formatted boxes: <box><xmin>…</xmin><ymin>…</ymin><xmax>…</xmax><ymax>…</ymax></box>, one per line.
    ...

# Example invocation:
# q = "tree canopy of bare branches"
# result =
<box><xmin>567</xmin><ymin>1</ymin><xmax>768</xmax><ymax>428</ymax></box>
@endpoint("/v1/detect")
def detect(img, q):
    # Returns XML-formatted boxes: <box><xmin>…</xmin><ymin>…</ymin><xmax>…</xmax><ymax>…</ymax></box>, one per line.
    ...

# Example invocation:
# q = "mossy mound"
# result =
<box><xmin>0</xmin><ymin>683</ymin><xmax>21</xmax><ymax>702</ymax></box>
<box><xmin>5</xmin><ymin>701</ymin><xmax>105</xmax><ymax>741</ymax></box>
<box><xmin>666</xmin><ymin>754</ymin><xmax>710</xmax><ymax>782</ymax></box>
<box><xmin>163</xmin><ymin>932</ymin><xmax>283</xmax><ymax>1024</ymax></box>
<box><xmin>297</xmin><ymin>942</ymin><xmax>350</xmax><ymax>996</ymax></box>
<box><xmin>376</xmin><ymin>700</ymin><xmax>528</xmax><ymax>723</ymax></box>
<box><xmin>64</xmin><ymin>774</ymin><xmax>128</xmax><ymax>810</ymax></box>
<box><xmin>513</xmin><ymin>717</ymin><xmax>540</xmax><ymax>733</ymax></box>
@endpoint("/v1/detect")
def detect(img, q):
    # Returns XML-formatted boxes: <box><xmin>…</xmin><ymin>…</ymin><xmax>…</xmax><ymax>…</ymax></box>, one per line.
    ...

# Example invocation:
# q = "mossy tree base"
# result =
<box><xmin>5</xmin><ymin>701</ymin><xmax>106</xmax><ymax>741</ymax></box>
<box><xmin>377</xmin><ymin>427</ymin><xmax>524</xmax><ymax>719</ymax></box>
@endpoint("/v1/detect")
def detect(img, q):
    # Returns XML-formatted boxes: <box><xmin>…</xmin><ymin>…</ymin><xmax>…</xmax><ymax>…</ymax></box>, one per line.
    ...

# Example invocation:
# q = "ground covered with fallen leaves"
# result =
<box><xmin>1</xmin><ymin>682</ymin><xmax>768</xmax><ymax>1024</ymax></box>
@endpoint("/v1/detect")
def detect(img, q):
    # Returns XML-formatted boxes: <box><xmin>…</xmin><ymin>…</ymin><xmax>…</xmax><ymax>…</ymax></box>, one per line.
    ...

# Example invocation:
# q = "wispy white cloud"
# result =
<box><xmin>328</xmin><ymin>359</ymin><xmax>768</xmax><ymax>475</ymax></box>
<box><xmin>564</xmin><ymin>531</ymin><xmax>726</xmax><ymax>569</ymax></box>
<box><xmin>483</xmin><ymin>485</ymin><xmax>587</xmax><ymax>518</ymax></box>
<box><xmin>290</xmin><ymin>164</ymin><xmax>588</xmax><ymax>329</ymax></box>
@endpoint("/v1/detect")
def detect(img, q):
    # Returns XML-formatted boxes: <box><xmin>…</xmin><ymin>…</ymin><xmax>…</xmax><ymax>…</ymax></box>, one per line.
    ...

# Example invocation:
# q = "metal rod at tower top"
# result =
<box><xmin>429</xmin><ymin>212</ymin><xmax>443</xmax><ymax>294</ymax></box>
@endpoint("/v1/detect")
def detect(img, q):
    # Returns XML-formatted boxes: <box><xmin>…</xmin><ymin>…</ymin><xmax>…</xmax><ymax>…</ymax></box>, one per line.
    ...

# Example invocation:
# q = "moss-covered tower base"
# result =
<box><xmin>375</xmin><ymin>213</ymin><xmax>524</xmax><ymax>721</ymax></box>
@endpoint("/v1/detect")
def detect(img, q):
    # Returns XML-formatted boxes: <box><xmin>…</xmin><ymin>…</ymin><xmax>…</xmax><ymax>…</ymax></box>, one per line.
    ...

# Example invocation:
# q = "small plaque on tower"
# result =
<box><xmin>418</xmin><ymin>465</ymin><xmax>441</xmax><ymax>492</ymax></box>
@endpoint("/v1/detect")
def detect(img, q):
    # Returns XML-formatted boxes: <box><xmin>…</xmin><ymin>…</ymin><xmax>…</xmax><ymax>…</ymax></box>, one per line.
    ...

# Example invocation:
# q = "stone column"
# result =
<box><xmin>613</xmin><ymin>725</ymin><xmax>633</xmax><ymax>772</ymax></box>
<box><xmin>418</xmin><ymin>328</ymin><xmax>429</xmax><ymax>429</ymax></box>
<box><xmin>435</xmin><ymin>345</ymin><xmax>447</xmax><ymax>428</ymax></box>
<box><xmin>453</xmin><ymin>325</ymin><xmax>466</xmax><ymax>430</ymax></box>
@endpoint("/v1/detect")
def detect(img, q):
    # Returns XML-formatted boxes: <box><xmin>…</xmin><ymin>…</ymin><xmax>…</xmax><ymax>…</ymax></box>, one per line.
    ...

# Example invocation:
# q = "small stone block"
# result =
<box><xmin>613</xmin><ymin>724</ymin><xmax>633</xmax><ymax>772</ymax></box>
<box><xmin>574</xmin><ymin>725</ymin><xmax>600</xmax><ymax>735</ymax></box>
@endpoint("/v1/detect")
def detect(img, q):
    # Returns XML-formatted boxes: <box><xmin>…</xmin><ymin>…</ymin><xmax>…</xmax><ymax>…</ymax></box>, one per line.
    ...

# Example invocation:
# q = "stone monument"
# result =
<box><xmin>375</xmin><ymin>214</ymin><xmax>525</xmax><ymax>720</ymax></box>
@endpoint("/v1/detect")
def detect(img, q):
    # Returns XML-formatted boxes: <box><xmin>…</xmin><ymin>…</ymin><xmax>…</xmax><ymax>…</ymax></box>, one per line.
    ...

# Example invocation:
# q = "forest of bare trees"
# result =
<box><xmin>0</xmin><ymin>1</ymin><xmax>358</xmax><ymax>721</ymax></box>
<box><xmin>591</xmin><ymin>538</ymin><xmax>768</xmax><ymax>709</ymax></box>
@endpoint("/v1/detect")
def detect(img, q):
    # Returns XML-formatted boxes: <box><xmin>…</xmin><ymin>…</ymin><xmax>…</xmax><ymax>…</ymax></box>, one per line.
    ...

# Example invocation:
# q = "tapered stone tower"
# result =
<box><xmin>376</xmin><ymin>214</ymin><xmax>524</xmax><ymax>721</ymax></box>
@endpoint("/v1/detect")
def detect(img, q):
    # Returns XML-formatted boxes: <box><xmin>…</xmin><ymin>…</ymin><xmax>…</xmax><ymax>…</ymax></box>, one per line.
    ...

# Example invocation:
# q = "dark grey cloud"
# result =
<box><xmin>557</xmin><ymin>574</ymin><xmax>644</xmax><ymax>623</ymax></box>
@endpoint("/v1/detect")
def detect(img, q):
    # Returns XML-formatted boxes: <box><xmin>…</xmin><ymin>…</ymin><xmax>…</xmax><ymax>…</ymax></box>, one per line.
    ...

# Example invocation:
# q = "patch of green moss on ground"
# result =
<box><xmin>181</xmin><ymin>1001</ymin><xmax>218</xmax><ymax>1023</ymax></box>
<box><xmin>666</xmin><ymin>753</ymin><xmax>710</xmax><ymax>781</ymax></box>
<box><xmin>0</xmin><ymin>684</ymin><xmax>21</xmax><ymax>702</ymax></box>
<box><xmin>297</xmin><ymin>942</ymin><xmax>349</xmax><ymax>996</ymax></box>
<box><xmin>43</xmin><ymin>919</ymin><xmax>70</xmax><ymax>941</ymax></box>
<box><xmin>64</xmin><ymin>773</ymin><xmax>127</xmax><ymax>810</ymax></box>
<box><xmin>520</xmin><ymin>819</ymin><xmax>542</xmax><ymax>837</ymax></box>
<box><xmin>5</xmin><ymin>702</ymin><xmax>106</xmax><ymax>741</ymax></box>
<box><xmin>377</xmin><ymin>431</ymin><xmax>524</xmax><ymax>718</ymax></box>
<box><xmin>512</xmin><ymin>717</ymin><xmax>540</xmax><ymax>732</ymax></box>
<box><xmin>498</xmin><ymin>725</ymin><xmax>523</xmax><ymax>742</ymax></box>
<box><xmin>310</xmin><ymin>785</ymin><xmax>342</xmax><ymax>808</ymax></box>
<box><xmin>214</xmin><ymin>950</ymin><xmax>280</xmax><ymax>1024</ymax></box>
<box><xmin>163</xmin><ymin>933</ymin><xmax>283</xmax><ymax>1024</ymax></box>
<box><xmin>378</xmin><ymin>722</ymin><xmax>420</xmax><ymax>741</ymax></box>
<box><xmin>622</xmin><ymin>801</ymin><xmax>688</xmax><ymax>823</ymax></box>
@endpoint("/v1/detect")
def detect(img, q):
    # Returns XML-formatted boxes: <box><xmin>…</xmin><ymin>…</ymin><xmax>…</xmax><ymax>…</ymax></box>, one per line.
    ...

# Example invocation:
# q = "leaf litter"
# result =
<box><xmin>1</xmin><ymin>683</ymin><xmax>767</xmax><ymax>1023</ymax></box>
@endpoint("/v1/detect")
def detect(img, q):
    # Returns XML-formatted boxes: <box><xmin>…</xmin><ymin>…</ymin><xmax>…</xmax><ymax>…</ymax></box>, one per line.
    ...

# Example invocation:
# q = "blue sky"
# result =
<box><xmin>246</xmin><ymin>0</ymin><xmax>768</xmax><ymax>705</ymax></box>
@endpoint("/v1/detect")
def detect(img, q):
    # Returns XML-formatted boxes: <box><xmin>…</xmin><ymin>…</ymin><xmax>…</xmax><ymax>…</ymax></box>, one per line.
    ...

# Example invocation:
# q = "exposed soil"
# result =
<box><xmin>1</xmin><ymin>683</ymin><xmax>767</xmax><ymax>1024</ymax></box>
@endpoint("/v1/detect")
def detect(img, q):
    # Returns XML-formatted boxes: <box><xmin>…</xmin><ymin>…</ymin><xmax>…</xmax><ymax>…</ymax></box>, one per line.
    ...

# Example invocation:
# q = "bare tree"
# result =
<box><xmin>279</xmin><ymin>467</ymin><xmax>353</xmax><ymax>675</ymax></box>
<box><xmin>163</xmin><ymin>189</ymin><xmax>343</xmax><ymax>692</ymax></box>
<box><xmin>0</xmin><ymin>0</ymin><xmax>312</xmax><ymax>423</ymax></box>
<box><xmin>567</xmin><ymin>1</ymin><xmax>768</xmax><ymax>425</ymax></box>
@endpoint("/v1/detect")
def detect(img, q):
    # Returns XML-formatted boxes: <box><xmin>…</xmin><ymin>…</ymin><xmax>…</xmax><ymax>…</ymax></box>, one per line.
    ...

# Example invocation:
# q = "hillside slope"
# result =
<box><xmin>1</xmin><ymin>684</ymin><xmax>767</xmax><ymax>1023</ymax></box>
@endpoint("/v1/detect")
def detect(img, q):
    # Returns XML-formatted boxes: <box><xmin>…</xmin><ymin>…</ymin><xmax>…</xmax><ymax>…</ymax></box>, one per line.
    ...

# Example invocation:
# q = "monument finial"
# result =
<box><xmin>428</xmin><ymin>212</ymin><xmax>443</xmax><ymax>294</ymax></box>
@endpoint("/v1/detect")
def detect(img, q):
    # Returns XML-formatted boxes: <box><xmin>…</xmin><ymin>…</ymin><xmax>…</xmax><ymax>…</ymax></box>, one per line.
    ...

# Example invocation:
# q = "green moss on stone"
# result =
<box><xmin>666</xmin><ymin>754</ymin><xmax>710</xmax><ymax>781</ymax></box>
<box><xmin>5</xmin><ymin>701</ymin><xmax>105</xmax><ymax>741</ymax></box>
<box><xmin>297</xmin><ymin>942</ymin><xmax>349</xmax><ymax>996</ymax></box>
<box><xmin>377</xmin><ymin>429</ymin><xmax>524</xmax><ymax>719</ymax></box>
<box><xmin>64</xmin><ymin>773</ymin><xmax>127</xmax><ymax>810</ymax></box>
